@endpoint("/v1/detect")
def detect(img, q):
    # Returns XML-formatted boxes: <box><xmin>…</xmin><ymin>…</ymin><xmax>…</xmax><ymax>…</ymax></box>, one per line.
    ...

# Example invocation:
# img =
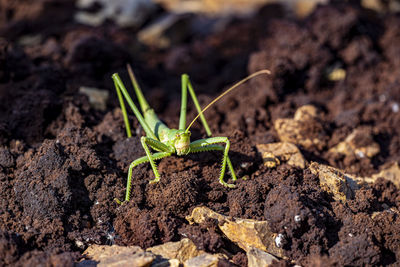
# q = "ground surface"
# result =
<box><xmin>0</xmin><ymin>1</ymin><xmax>400</xmax><ymax>266</ymax></box>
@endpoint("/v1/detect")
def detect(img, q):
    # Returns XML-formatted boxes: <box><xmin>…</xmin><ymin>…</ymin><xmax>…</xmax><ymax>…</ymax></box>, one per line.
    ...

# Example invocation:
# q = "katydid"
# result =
<box><xmin>112</xmin><ymin>65</ymin><xmax>270</xmax><ymax>203</ymax></box>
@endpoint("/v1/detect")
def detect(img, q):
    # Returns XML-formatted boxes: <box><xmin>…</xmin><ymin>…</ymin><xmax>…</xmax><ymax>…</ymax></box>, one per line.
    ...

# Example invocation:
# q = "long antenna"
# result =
<box><xmin>185</xmin><ymin>69</ymin><xmax>271</xmax><ymax>132</ymax></box>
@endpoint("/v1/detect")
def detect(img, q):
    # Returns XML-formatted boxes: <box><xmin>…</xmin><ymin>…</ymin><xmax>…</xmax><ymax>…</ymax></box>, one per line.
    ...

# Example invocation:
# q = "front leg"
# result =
<box><xmin>115</xmin><ymin>151</ymin><xmax>172</xmax><ymax>203</ymax></box>
<box><xmin>190</xmin><ymin>137</ymin><xmax>237</xmax><ymax>187</ymax></box>
<box><xmin>141</xmin><ymin>136</ymin><xmax>173</xmax><ymax>184</ymax></box>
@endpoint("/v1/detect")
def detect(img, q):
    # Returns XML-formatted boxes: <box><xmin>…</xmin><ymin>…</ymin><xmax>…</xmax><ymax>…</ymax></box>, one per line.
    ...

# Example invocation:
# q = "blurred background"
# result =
<box><xmin>1</xmin><ymin>0</ymin><xmax>398</xmax><ymax>126</ymax></box>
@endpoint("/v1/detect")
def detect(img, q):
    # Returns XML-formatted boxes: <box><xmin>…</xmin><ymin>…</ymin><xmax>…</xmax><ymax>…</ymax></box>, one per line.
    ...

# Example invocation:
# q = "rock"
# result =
<box><xmin>137</xmin><ymin>14</ymin><xmax>190</xmax><ymax>49</ymax></box>
<box><xmin>329</xmin><ymin>127</ymin><xmax>380</xmax><ymax>158</ymax></box>
<box><xmin>364</xmin><ymin>162</ymin><xmax>400</xmax><ymax>188</ymax></box>
<box><xmin>155</xmin><ymin>0</ymin><xmax>328</xmax><ymax>18</ymax></box>
<box><xmin>294</xmin><ymin>0</ymin><xmax>328</xmax><ymax>18</ymax></box>
<box><xmin>183</xmin><ymin>253</ymin><xmax>224</xmax><ymax>267</ymax></box>
<box><xmin>327</xmin><ymin>67</ymin><xmax>346</xmax><ymax>81</ymax></box>
<box><xmin>186</xmin><ymin>207</ymin><xmax>284</xmax><ymax>258</ymax></box>
<box><xmin>75</xmin><ymin>0</ymin><xmax>156</xmax><ymax>27</ymax></box>
<box><xmin>274</xmin><ymin>105</ymin><xmax>326</xmax><ymax>150</ymax></box>
<box><xmin>256</xmin><ymin>142</ymin><xmax>306</xmax><ymax>169</ymax></box>
<box><xmin>147</xmin><ymin>238</ymin><xmax>204</xmax><ymax>264</ymax></box>
<box><xmin>77</xmin><ymin>244</ymin><xmax>155</xmax><ymax>267</ymax></box>
<box><xmin>79</xmin><ymin>87</ymin><xmax>109</xmax><ymax>111</ymax></box>
<box><xmin>247</xmin><ymin>247</ymin><xmax>278</xmax><ymax>267</ymax></box>
<box><xmin>309</xmin><ymin>162</ymin><xmax>360</xmax><ymax>202</ymax></box>
<box><xmin>154</xmin><ymin>0</ymin><xmax>271</xmax><ymax>16</ymax></box>
<box><xmin>361</xmin><ymin>0</ymin><xmax>400</xmax><ymax>13</ymax></box>
<box><xmin>293</xmin><ymin>105</ymin><xmax>318</xmax><ymax>121</ymax></box>
<box><xmin>152</xmin><ymin>259</ymin><xmax>180</xmax><ymax>267</ymax></box>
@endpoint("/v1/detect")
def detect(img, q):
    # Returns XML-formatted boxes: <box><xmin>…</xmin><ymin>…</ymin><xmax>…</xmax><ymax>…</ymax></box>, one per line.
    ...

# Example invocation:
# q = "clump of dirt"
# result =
<box><xmin>0</xmin><ymin>1</ymin><xmax>399</xmax><ymax>266</ymax></box>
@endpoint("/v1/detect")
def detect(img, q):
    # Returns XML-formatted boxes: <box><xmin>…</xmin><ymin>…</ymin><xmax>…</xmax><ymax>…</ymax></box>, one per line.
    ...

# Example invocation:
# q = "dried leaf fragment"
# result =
<box><xmin>186</xmin><ymin>206</ymin><xmax>284</xmax><ymax>258</ymax></box>
<box><xmin>256</xmin><ymin>142</ymin><xmax>306</xmax><ymax>169</ymax></box>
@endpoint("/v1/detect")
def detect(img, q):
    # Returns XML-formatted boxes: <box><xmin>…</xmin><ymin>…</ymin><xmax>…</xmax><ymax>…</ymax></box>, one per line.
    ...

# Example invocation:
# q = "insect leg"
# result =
<box><xmin>116</xmin><ymin>151</ymin><xmax>172</xmax><ymax>203</ymax></box>
<box><xmin>112</xmin><ymin>73</ymin><xmax>158</xmax><ymax>140</ymax></box>
<box><xmin>179</xmin><ymin>74</ymin><xmax>212</xmax><ymax>136</ymax></box>
<box><xmin>190</xmin><ymin>137</ymin><xmax>237</xmax><ymax>187</ymax></box>
<box><xmin>141</xmin><ymin>136</ymin><xmax>173</xmax><ymax>184</ymax></box>
<box><xmin>114</xmin><ymin>77</ymin><xmax>132</xmax><ymax>138</ymax></box>
<box><xmin>127</xmin><ymin>64</ymin><xmax>151</xmax><ymax>114</ymax></box>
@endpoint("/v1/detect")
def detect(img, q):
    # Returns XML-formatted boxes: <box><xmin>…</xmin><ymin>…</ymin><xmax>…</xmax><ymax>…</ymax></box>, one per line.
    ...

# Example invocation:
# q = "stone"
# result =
<box><xmin>75</xmin><ymin>0</ymin><xmax>156</xmax><ymax>27</ymax></box>
<box><xmin>256</xmin><ymin>142</ymin><xmax>306</xmax><ymax>169</ymax></box>
<box><xmin>154</xmin><ymin>0</ymin><xmax>271</xmax><ymax>16</ymax></box>
<box><xmin>274</xmin><ymin>105</ymin><xmax>326</xmax><ymax>150</ymax></box>
<box><xmin>293</xmin><ymin>105</ymin><xmax>318</xmax><ymax>121</ymax></box>
<box><xmin>327</xmin><ymin>68</ymin><xmax>346</xmax><ymax>81</ymax></box>
<box><xmin>77</xmin><ymin>244</ymin><xmax>155</xmax><ymax>267</ymax></box>
<box><xmin>186</xmin><ymin>207</ymin><xmax>284</xmax><ymax>258</ymax></box>
<box><xmin>137</xmin><ymin>14</ymin><xmax>190</xmax><ymax>49</ymax></box>
<box><xmin>329</xmin><ymin>127</ymin><xmax>380</xmax><ymax>158</ymax></box>
<box><xmin>247</xmin><ymin>247</ymin><xmax>278</xmax><ymax>267</ymax></box>
<box><xmin>183</xmin><ymin>253</ymin><xmax>224</xmax><ymax>267</ymax></box>
<box><xmin>152</xmin><ymin>259</ymin><xmax>180</xmax><ymax>267</ymax></box>
<box><xmin>364</xmin><ymin>162</ymin><xmax>400</xmax><ymax>188</ymax></box>
<box><xmin>155</xmin><ymin>0</ymin><xmax>328</xmax><ymax>18</ymax></box>
<box><xmin>79</xmin><ymin>87</ymin><xmax>109</xmax><ymax>111</ymax></box>
<box><xmin>147</xmin><ymin>238</ymin><xmax>204</xmax><ymax>264</ymax></box>
<box><xmin>309</xmin><ymin>162</ymin><xmax>359</xmax><ymax>202</ymax></box>
<box><xmin>294</xmin><ymin>0</ymin><xmax>328</xmax><ymax>18</ymax></box>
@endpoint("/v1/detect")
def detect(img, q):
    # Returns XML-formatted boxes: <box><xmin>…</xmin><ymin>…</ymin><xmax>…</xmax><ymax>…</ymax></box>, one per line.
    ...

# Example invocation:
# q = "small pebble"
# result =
<box><xmin>75</xmin><ymin>240</ymin><xmax>84</xmax><ymax>248</ymax></box>
<box><xmin>241</xmin><ymin>162</ymin><xmax>249</xmax><ymax>168</ymax></box>
<box><xmin>392</xmin><ymin>103</ymin><xmax>399</xmax><ymax>113</ymax></box>
<box><xmin>294</xmin><ymin>215</ymin><xmax>301</xmax><ymax>222</ymax></box>
<box><xmin>379</xmin><ymin>94</ymin><xmax>386</xmax><ymax>102</ymax></box>
<box><xmin>356</xmin><ymin>151</ymin><xmax>365</xmax><ymax>158</ymax></box>
<box><xmin>275</xmin><ymin>233</ymin><xmax>285</xmax><ymax>248</ymax></box>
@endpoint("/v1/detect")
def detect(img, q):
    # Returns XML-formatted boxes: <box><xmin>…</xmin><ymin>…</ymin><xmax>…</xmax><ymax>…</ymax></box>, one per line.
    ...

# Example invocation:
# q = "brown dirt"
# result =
<box><xmin>1</xmin><ymin>1</ymin><xmax>400</xmax><ymax>266</ymax></box>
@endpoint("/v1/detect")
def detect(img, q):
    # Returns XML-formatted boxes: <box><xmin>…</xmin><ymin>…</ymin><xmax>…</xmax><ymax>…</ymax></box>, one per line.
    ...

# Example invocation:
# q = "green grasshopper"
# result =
<box><xmin>112</xmin><ymin>65</ymin><xmax>270</xmax><ymax>203</ymax></box>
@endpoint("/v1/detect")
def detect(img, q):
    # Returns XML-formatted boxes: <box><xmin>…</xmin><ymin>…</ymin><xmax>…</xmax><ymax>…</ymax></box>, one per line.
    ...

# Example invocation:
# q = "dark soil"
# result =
<box><xmin>1</xmin><ymin>2</ymin><xmax>400</xmax><ymax>266</ymax></box>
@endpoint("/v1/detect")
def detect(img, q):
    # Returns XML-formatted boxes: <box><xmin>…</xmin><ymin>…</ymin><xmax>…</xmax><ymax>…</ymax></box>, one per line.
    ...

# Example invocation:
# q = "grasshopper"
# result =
<box><xmin>112</xmin><ymin>65</ymin><xmax>270</xmax><ymax>203</ymax></box>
